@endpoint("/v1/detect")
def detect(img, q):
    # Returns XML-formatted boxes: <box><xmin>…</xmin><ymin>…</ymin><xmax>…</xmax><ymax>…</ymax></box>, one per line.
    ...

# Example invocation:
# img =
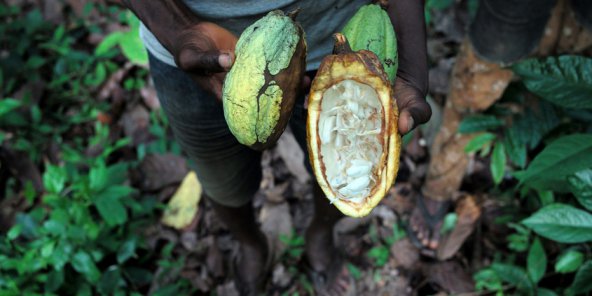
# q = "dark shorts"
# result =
<box><xmin>149</xmin><ymin>53</ymin><xmax>311</xmax><ymax>207</ymax></box>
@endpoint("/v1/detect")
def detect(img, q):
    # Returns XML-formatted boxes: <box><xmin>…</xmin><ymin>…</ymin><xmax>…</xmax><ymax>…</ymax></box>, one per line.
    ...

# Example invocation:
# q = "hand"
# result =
<box><xmin>394</xmin><ymin>76</ymin><xmax>432</xmax><ymax>135</ymax></box>
<box><xmin>387</xmin><ymin>0</ymin><xmax>432</xmax><ymax>135</ymax></box>
<box><xmin>172</xmin><ymin>22</ymin><xmax>238</xmax><ymax>100</ymax></box>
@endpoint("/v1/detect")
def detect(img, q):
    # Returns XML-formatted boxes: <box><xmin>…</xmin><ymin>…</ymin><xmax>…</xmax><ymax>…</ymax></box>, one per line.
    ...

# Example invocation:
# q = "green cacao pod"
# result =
<box><xmin>223</xmin><ymin>10</ymin><xmax>307</xmax><ymax>150</ymax></box>
<box><xmin>342</xmin><ymin>1</ymin><xmax>398</xmax><ymax>84</ymax></box>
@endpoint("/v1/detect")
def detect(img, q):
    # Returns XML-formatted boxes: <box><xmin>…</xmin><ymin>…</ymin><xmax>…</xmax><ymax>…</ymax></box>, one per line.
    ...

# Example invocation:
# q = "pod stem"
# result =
<box><xmin>287</xmin><ymin>8</ymin><xmax>301</xmax><ymax>20</ymax></box>
<box><xmin>333</xmin><ymin>33</ymin><xmax>353</xmax><ymax>54</ymax></box>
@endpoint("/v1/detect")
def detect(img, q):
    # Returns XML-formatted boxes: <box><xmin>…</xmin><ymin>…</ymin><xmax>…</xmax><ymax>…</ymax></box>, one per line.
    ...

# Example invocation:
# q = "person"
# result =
<box><xmin>410</xmin><ymin>0</ymin><xmax>592</xmax><ymax>254</ymax></box>
<box><xmin>122</xmin><ymin>0</ymin><xmax>431</xmax><ymax>294</ymax></box>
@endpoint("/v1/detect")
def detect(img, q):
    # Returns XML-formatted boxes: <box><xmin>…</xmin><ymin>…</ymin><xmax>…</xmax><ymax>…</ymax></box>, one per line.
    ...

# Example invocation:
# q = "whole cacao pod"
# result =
<box><xmin>223</xmin><ymin>10</ymin><xmax>307</xmax><ymax>150</ymax></box>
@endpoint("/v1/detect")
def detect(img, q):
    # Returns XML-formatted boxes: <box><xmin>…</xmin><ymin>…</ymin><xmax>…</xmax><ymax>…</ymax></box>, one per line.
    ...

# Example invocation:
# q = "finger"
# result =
<box><xmin>398</xmin><ymin>100</ymin><xmax>431</xmax><ymax>135</ymax></box>
<box><xmin>177</xmin><ymin>48</ymin><xmax>234</xmax><ymax>74</ymax></box>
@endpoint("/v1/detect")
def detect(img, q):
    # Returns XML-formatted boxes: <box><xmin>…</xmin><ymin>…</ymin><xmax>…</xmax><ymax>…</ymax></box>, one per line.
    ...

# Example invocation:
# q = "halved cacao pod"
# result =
<box><xmin>342</xmin><ymin>0</ymin><xmax>398</xmax><ymax>84</ymax></box>
<box><xmin>223</xmin><ymin>10</ymin><xmax>307</xmax><ymax>150</ymax></box>
<box><xmin>307</xmin><ymin>33</ymin><xmax>401</xmax><ymax>218</ymax></box>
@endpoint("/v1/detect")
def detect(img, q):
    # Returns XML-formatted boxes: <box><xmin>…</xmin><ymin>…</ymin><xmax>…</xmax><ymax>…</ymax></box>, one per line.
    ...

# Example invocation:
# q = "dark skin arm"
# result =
<box><xmin>388</xmin><ymin>0</ymin><xmax>432</xmax><ymax>135</ymax></box>
<box><xmin>122</xmin><ymin>0</ymin><xmax>431</xmax><ymax>133</ymax></box>
<box><xmin>122</xmin><ymin>0</ymin><xmax>237</xmax><ymax>100</ymax></box>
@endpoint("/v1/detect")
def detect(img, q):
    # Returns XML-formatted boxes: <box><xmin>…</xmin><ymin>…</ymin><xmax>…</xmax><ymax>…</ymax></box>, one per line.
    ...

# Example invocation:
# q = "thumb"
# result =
<box><xmin>176</xmin><ymin>48</ymin><xmax>234</xmax><ymax>74</ymax></box>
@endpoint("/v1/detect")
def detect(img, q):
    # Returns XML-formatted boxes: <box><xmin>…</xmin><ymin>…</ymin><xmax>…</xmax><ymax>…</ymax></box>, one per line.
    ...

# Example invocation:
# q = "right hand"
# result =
<box><xmin>172</xmin><ymin>22</ymin><xmax>238</xmax><ymax>101</ymax></box>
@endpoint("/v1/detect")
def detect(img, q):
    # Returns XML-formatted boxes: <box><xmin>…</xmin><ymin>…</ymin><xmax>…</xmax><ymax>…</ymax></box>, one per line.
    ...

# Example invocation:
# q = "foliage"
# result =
<box><xmin>0</xmin><ymin>2</ymin><xmax>191</xmax><ymax>295</ymax></box>
<box><xmin>470</xmin><ymin>55</ymin><xmax>592</xmax><ymax>295</ymax></box>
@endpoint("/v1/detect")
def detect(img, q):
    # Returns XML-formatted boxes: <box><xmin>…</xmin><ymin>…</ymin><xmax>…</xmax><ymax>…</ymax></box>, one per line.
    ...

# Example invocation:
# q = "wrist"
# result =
<box><xmin>123</xmin><ymin>0</ymin><xmax>200</xmax><ymax>52</ymax></box>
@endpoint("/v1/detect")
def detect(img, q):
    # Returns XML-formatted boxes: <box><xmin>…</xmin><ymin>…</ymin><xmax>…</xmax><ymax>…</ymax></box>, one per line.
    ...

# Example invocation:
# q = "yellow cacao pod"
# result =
<box><xmin>307</xmin><ymin>34</ymin><xmax>401</xmax><ymax>218</ymax></box>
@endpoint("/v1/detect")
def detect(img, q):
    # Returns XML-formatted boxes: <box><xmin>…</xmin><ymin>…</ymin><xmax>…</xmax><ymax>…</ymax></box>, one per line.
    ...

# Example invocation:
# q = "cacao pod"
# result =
<box><xmin>342</xmin><ymin>1</ymin><xmax>398</xmax><ymax>84</ymax></box>
<box><xmin>307</xmin><ymin>34</ymin><xmax>401</xmax><ymax>218</ymax></box>
<box><xmin>223</xmin><ymin>10</ymin><xmax>307</xmax><ymax>150</ymax></box>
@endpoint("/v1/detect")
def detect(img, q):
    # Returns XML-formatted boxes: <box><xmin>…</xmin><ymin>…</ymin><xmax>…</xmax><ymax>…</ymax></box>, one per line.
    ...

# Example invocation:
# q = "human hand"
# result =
<box><xmin>172</xmin><ymin>22</ymin><xmax>238</xmax><ymax>100</ymax></box>
<box><xmin>387</xmin><ymin>0</ymin><xmax>431</xmax><ymax>135</ymax></box>
<box><xmin>394</xmin><ymin>76</ymin><xmax>432</xmax><ymax>135</ymax></box>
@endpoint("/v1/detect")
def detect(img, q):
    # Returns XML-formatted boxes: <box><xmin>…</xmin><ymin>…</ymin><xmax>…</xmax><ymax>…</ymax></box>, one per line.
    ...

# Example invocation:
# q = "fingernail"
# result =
<box><xmin>407</xmin><ymin>114</ymin><xmax>414</xmax><ymax>131</ymax></box>
<box><xmin>218</xmin><ymin>54</ymin><xmax>232</xmax><ymax>69</ymax></box>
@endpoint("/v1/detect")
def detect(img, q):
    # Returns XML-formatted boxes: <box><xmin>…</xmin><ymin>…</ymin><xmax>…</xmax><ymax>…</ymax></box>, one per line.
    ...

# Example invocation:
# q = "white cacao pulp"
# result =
<box><xmin>318</xmin><ymin>79</ymin><xmax>384</xmax><ymax>203</ymax></box>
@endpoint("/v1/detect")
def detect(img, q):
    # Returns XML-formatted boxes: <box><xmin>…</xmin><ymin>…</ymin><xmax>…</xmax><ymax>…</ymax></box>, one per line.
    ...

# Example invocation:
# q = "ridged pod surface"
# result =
<box><xmin>223</xmin><ymin>10</ymin><xmax>306</xmax><ymax>150</ymax></box>
<box><xmin>307</xmin><ymin>34</ymin><xmax>401</xmax><ymax>217</ymax></box>
<box><xmin>342</xmin><ymin>2</ymin><xmax>398</xmax><ymax>84</ymax></box>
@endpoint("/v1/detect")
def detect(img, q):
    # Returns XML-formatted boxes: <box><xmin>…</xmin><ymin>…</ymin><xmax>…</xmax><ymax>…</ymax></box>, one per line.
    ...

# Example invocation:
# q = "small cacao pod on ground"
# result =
<box><xmin>223</xmin><ymin>10</ymin><xmax>307</xmax><ymax>150</ymax></box>
<box><xmin>342</xmin><ymin>0</ymin><xmax>398</xmax><ymax>84</ymax></box>
<box><xmin>307</xmin><ymin>33</ymin><xmax>401</xmax><ymax>218</ymax></box>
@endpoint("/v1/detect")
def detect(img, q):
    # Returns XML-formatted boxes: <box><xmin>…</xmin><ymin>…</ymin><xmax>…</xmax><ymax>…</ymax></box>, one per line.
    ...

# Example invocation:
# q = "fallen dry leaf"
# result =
<box><xmin>437</xmin><ymin>194</ymin><xmax>481</xmax><ymax>260</ymax></box>
<box><xmin>161</xmin><ymin>171</ymin><xmax>202</xmax><ymax>229</ymax></box>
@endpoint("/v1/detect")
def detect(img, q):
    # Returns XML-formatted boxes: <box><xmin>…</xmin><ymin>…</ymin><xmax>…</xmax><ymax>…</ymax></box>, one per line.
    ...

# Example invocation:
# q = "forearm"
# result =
<box><xmin>122</xmin><ymin>0</ymin><xmax>200</xmax><ymax>52</ymax></box>
<box><xmin>387</xmin><ymin>0</ymin><xmax>428</xmax><ymax>96</ymax></box>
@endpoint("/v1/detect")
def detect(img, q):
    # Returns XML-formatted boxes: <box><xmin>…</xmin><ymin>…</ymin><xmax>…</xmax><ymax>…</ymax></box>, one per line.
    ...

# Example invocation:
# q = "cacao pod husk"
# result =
<box><xmin>307</xmin><ymin>33</ymin><xmax>401</xmax><ymax>218</ymax></box>
<box><xmin>342</xmin><ymin>1</ymin><xmax>398</xmax><ymax>84</ymax></box>
<box><xmin>223</xmin><ymin>10</ymin><xmax>307</xmax><ymax>150</ymax></box>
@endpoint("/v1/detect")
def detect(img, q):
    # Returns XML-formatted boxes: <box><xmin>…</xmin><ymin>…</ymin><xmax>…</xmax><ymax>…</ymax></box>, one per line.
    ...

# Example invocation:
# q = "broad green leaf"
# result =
<box><xmin>474</xmin><ymin>268</ymin><xmax>503</xmax><ymax>292</ymax></box>
<box><xmin>95</xmin><ymin>191</ymin><xmax>128</xmax><ymax>226</ymax></box>
<box><xmin>491</xmin><ymin>142</ymin><xmax>506</xmax><ymax>185</ymax></box>
<box><xmin>0</xmin><ymin>98</ymin><xmax>22</xmax><ymax>118</ymax></box>
<box><xmin>516</xmin><ymin>134</ymin><xmax>592</xmax><ymax>192</ymax></box>
<box><xmin>45</xmin><ymin>268</ymin><xmax>64</xmax><ymax>292</ymax></box>
<box><xmin>120</xmin><ymin>31</ymin><xmax>148</xmax><ymax>65</ymax></box>
<box><xmin>568</xmin><ymin>169</ymin><xmax>592</xmax><ymax>211</ymax></box>
<box><xmin>536</xmin><ymin>190</ymin><xmax>554</xmax><ymax>207</ymax></box>
<box><xmin>555</xmin><ymin>250</ymin><xmax>584</xmax><ymax>274</ymax></box>
<box><xmin>440</xmin><ymin>213</ymin><xmax>458</xmax><ymax>234</ymax></box>
<box><xmin>512</xmin><ymin>56</ymin><xmax>592</xmax><ymax>109</ymax></box>
<box><xmin>89</xmin><ymin>162</ymin><xmax>108</xmax><ymax>192</ymax></box>
<box><xmin>95</xmin><ymin>32</ymin><xmax>123</xmax><ymax>56</ymax></box>
<box><xmin>465</xmin><ymin>132</ymin><xmax>496</xmax><ymax>153</ymax></box>
<box><xmin>71</xmin><ymin>251</ymin><xmax>100</xmax><ymax>283</ymax></box>
<box><xmin>98</xmin><ymin>266</ymin><xmax>122</xmax><ymax>295</ymax></box>
<box><xmin>570</xmin><ymin>261</ymin><xmax>592</xmax><ymax>294</ymax></box>
<box><xmin>117</xmin><ymin>237</ymin><xmax>136</xmax><ymax>264</ymax></box>
<box><xmin>43</xmin><ymin>165</ymin><xmax>66</xmax><ymax>194</ymax></box>
<box><xmin>347</xmin><ymin>263</ymin><xmax>362</xmax><ymax>280</ymax></box>
<box><xmin>522</xmin><ymin>203</ymin><xmax>592</xmax><ymax>243</ymax></box>
<box><xmin>491</xmin><ymin>263</ymin><xmax>535</xmax><ymax>295</ymax></box>
<box><xmin>527</xmin><ymin>237</ymin><xmax>546</xmax><ymax>283</ymax></box>
<box><xmin>458</xmin><ymin>115</ymin><xmax>504</xmax><ymax>134</ymax></box>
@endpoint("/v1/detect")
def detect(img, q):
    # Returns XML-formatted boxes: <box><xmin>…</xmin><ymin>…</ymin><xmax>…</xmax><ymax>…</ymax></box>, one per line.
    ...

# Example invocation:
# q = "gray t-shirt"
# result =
<box><xmin>140</xmin><ymin>0</ymin><xmax>369</xmax><ymax>71</ymax></box>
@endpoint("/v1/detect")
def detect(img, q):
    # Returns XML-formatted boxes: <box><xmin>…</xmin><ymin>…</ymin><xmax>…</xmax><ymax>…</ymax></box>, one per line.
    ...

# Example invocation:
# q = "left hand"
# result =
<box><xmin>394</xmin><ymin>76</ymin><xmax>432</xmax><ymax>135</ymax></box>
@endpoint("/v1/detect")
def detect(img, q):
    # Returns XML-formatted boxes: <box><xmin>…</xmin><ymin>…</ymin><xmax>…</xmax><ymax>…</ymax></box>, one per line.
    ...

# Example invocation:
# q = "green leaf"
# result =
<box><xmin>95</xmin><ymin>32</ymin><xmax>123</xmax><ymax>56</ymax></box>
<box><xmin>465</xmin><ymin>132</ymin><xmax>496</xmax><ymax>153</ymax></box>
<box><xmin>89</xmin><ymin>162</ymin><xmax>108</xmax><ymax>192</ymax></box>
<box><xmin>516</xmin><ymin>134</ymin><xmax>592</xmax><ymax>192</ymax></box>
<box><xmin>98</xmin><ymin>266</ymin><xmax>122</xmax><ymax>295</ymax></box>
<box><xmin>555</xmin><ymin>250</ymin><xmax>584</xmax><ymax>274</ymax></box>
<box><xmin>458</xmin><ymin>115</ymin><xmax>504</xmax><ymax>134</ymax></box>
<box><xmin>570</xmin><ymin>261</ymin><xmax>592</xmax><ymax>294</ymax></box>
<box><xmin>347</xmin><ymin>263</ymin><xmax>362</xmax><ymax>281</ymax></box>
<box><xmin>491</xmin><ymin>263</ymin><xmax>534</xmax><ymax>295</ymax></box>
<box><xmin>512</xmin><ymin>56</ymin><xmax>592</xmax><ymax>109</ymax></box>
<box><xmin>45</xmin><ymin>268</ymin><xmax>64</xmax><ymax>292</ymax></box>
<box><xmin>120</xmin><ymin>31</ymin><xmax>148</xmax><ymax>65</ymax></box>
<box><xmin>440</xmin><ymin>213</ymin><xmax>457</xmax><ymax>234</ymax></box>
<box><xmin>0</xmin><ymin>98</ymin><xmax>22</xmax><ymax>118</ymax></box>
<box><xmin>491</xmin><ymin>142</ymin><xmax>507</xmax><ymax>185</ymax></box>
<box><xmin>474</xmin><ymin>268</ymin><xmax>503</xmax><ymax>292</ymax></box>
<box><xmin>537</xmin><ymin>288</ymin><xmax>558</xmax><ymax>296</ymax></box>
<box><xmin>367</xmin><ymin>246</ymin><xmax>389</xmax><ymax>267</ymax></box>
<box><xmin>522</xmin><ymin>203</ymin><xmax>592</xmax><ymax>243</ymax></box>
<box><xmin>94</xmin><ymin>191</ymin><xmax>128</xmax><ymax>226</ymax></box>
<box><xmin>71</xmin><ymin>251</ymin><xmax>100</xmax><ymax>283</ymax></box>
<box><xmin>527</xmin><ymin>237</ymin><xmax>546</xmax><ymax>283</ymax></box>
<box><xmin>43</xmin><ymin>165</ymin><xmax>66</xmax><ymax>194</ymax></box>
<box><xmin>568</xmin><ymin>169</ymin><xmax>592</xmax><ymax>211</ymax></box>
<box><xmin>117</xmin><ymin>237</ymin><xmax>136</xmax><ymax>264</ymax></box>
